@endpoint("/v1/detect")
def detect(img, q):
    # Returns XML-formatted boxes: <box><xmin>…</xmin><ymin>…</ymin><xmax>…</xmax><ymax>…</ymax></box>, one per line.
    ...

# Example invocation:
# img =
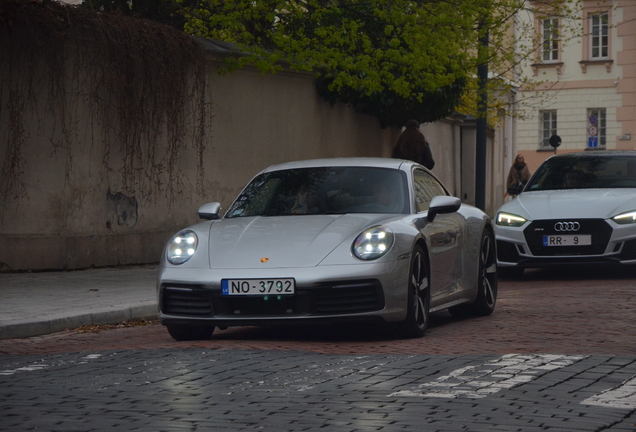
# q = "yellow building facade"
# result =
<box><xmin>515</xmin><ymin>0</ymin><xmax>636</xmax><ymax>173</ymax></box>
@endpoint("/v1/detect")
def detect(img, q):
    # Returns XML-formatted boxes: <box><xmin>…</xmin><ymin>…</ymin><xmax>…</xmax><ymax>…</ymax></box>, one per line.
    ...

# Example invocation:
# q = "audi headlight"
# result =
<box><xmin>166</xmin><ymin>230</ymin><xmax>198</xmax><ymax>264</ymax></box>
<box><xmin>353</xmin><ymin>226</ymin><xmax>394</xmax><ymax>260</ymax></box>
<box><xmin>496</xmin><ymin>212</ymin><xmax>527</xmax><ymax>227</ymax></box>
<box><xmin>612</xmin><ymin>211</ymin><xmax>636</xmax><ymax>225</ymax></box>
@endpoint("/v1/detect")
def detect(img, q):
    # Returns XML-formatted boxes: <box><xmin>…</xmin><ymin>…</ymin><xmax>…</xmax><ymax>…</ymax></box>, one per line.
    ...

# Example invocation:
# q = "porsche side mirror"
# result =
<box><xmin>198</xmin><ymin>202</ymin><xmax>222</xmax><ymax>220</ymax></box>
<box><xmin>427</xmin><ymin>196</ymin><xmax>461</xmax><ymax>222</ymax></box>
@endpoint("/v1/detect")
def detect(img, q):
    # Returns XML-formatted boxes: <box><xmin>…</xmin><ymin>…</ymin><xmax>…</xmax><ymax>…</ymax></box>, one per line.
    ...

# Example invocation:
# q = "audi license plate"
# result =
<box><xmin>543</xmin><ymin>235</ymin><xmax>591</xmax><ymax>246</ymax></box>
<box><xmin>222</xmin><ymin>278</ymin><xmax>295</xmax><ymax>295</ymax></box>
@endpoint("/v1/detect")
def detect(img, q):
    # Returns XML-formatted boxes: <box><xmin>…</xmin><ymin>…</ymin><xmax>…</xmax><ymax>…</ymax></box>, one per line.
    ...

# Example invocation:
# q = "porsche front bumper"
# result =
<box><xmin>157</xmin><ymin>259</ymin><xmax>410</xmax><ymax>327</ymax></box>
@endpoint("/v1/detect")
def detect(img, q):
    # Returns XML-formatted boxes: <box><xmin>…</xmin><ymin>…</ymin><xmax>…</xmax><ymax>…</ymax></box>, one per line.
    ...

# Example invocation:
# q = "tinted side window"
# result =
<box><xmin>413</xmin><ymin>170</ymin><xmax>447</xmax><ymax>212</ymax></box>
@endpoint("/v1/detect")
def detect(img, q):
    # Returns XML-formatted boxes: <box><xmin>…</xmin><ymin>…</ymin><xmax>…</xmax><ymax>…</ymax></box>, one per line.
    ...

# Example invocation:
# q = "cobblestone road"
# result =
<box><xmin>2</xmin><ymin>266</ymin><xmax>634</xmax><ymax>356</ymax></box>
<box><xmin>1</xmin><ymin>266</ymin><xmax>635</xmax><ymax>431</ymax></box>
<box><xmin>2</xmin><ymin>349</ymin><xmax>635</xmax><ymax>431</ymax></box>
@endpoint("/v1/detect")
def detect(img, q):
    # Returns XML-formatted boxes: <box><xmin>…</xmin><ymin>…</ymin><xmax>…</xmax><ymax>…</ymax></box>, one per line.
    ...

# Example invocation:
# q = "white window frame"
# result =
<box><xmin>540</xmin><ymin>110</ymin><xmax>557</xmax><ymax>148</ymax></box>
<box><xmin>542</xmin><ymin>18</ymin><xmax>559</xmax><ymax>62</ymax></box>
<box><xmin>590</xmin><ymin>13</ymin><xmax>609</xmax><ymax>59</ymax></box>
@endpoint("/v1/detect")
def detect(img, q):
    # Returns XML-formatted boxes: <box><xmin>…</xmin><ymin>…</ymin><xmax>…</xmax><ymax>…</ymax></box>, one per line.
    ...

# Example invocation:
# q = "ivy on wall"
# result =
<box><xmin>0</xmin><ymin>0</ymin><xmax>210</xmax><ymax>204</ymax></box>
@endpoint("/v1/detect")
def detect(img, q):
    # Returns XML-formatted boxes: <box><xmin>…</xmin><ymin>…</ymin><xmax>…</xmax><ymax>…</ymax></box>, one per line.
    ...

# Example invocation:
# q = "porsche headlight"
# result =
<box><xmin>353</xmin><ymin>226</ymin><xmax>394</xmax><ymax>260</ymax></box>
<box><xmin>166</xmin><ymin>230</ymin><xmax>198</xmax><ymax>264</ymax></box>
<box><xmin>496</xmin><ymin>212</ymin><xmax>527</xmax><ymax>227</ymax></box>
<box><xmin>612</xmin><ymin>211</ymin><xmax>636</xmax><ymax>225</ymax></box>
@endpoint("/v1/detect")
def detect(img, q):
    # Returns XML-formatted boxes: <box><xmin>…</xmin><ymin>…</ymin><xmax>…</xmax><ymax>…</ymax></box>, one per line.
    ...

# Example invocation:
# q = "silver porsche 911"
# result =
<box><xmin>496</xmin><ymin>151</ymin><xmax>636</xmax><ymax>278</ymax></box>
<box><xmin>158</xmin><ymin>158</ymin><xmax>497</xmax><ymax>341</ymax></box>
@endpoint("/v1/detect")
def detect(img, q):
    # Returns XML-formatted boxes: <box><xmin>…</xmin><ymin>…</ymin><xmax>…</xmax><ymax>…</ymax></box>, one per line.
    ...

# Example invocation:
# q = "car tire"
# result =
<box><xmin>449</xmin><ymin>230</ymin><xmax>498</xmax><ymax>317</ymax></box>
<box><xmin>399</xmin><ymin>245</ymin><xmax>430</xmax><ymax>338</ymax></box>
<box><xmin>498</xmin><ymin>267</ymin><xmax>524</xmax><ymax>279</ymax></box>
<box><xmin>166</xmin><ymin>325</ymin><xmax>215</xmax><ymax>341</ymax></box>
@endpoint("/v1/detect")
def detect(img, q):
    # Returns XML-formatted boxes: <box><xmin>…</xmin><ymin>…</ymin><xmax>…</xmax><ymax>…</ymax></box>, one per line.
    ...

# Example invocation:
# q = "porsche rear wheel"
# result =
<box><xmin>449</xmin><ymin>230</ymin><xmax>498</xmax><ymax>317</ymax></box>
<box><xmin>473</xmin><ymin>230</ymin><xmax>498</xmax><ymax>315</ymax></box>
<box><xmin>399</xmin><ymin>245</ymin><xmax>430</xmax><ymax>338</ymax></box>
<box><xmin>166</xmin><ymin>324</ymin><xmax>215</xmax><ymax>341</ymax></box>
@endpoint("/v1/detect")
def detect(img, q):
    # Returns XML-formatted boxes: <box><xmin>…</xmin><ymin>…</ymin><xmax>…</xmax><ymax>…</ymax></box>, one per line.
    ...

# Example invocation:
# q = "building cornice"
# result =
<box><xmin>520</xmin><ymin>79</ymin><xmax>618</xmax><ymax>92</ymax></box>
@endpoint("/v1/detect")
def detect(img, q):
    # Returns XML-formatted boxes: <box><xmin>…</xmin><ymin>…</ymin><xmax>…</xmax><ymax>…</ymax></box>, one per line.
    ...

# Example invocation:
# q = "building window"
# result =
<box><xmin>541</xmin><ymin>110</ymin><xmax>557</xmax><ymax>148</ymax></box>
<box><xmin>590</xmin><ymin>13</ymin><xmax>609</xmax><ymax>59</ymax></box>
<box><xmin>579</xmin><ymin>9</ymin><xmax>612</xmax><ymax>73</ymax></box>
<box><xmin>542</xmin><ymin>18</ymin><xmax>559</xmax><ymax>62</ymax></box>
<box><xmin>587</xmin><ymin>108</ymin><xmax>606</xmax><ymax>148</ymax></box>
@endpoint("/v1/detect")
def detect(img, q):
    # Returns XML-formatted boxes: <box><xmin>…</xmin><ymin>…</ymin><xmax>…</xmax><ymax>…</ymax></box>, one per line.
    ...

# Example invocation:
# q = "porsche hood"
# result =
<box><xmin>206</xmin><ymin>214</ymin><xmax>395</xmax><ymax>269</ymax></box>
<box><xmin>501</xmin><ymin>188</ymin><xmax>636</xmax><ymax>220</ymax></box>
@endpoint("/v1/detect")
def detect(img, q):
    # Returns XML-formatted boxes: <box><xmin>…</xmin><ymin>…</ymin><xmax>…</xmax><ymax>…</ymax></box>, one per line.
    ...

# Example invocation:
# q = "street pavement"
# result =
<box><xmin>1</xmin><ymin>265</ymin><xmax>636</xmax><ymax>431</ymax></box>
<box><xmin>0</xmin><ymin>265</ymin><xmax>158</xmax><ymax>340</ymax></box>
<box><xmin>2</xmin><ymin>348</ymin><xmax>636</xmax><ymax>431</ymax></box>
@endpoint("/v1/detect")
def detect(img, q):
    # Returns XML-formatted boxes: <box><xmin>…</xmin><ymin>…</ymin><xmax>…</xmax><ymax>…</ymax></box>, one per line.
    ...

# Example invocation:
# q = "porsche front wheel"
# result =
<box><xmin>166</xmin><ymin>324</ymin><xmax>215</xmax><ymax>341</ymax></box>
<box><xmin>399</xmin><ymin>245</ymin><xmax>430</xmax><ymax>338</ymax></box>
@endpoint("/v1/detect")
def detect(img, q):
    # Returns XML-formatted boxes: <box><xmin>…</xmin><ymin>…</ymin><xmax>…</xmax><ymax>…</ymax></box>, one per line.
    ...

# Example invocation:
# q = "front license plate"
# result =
<box><xmin>543</xmin><ymin>235</ymin><xmax>592</xmax><ymax>246</ymax></box>
<box><xmin>222</xmin><ymin>278</ymin><xmax>295</xmax><ymax>295</ymax></box>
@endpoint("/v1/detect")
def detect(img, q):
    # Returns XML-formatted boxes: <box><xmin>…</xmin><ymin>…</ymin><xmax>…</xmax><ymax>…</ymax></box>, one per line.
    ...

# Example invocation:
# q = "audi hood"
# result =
<box><xmin>500</xmin><ymin>188</ymin><xmax>636</xmax><ymax>221</ymax></box>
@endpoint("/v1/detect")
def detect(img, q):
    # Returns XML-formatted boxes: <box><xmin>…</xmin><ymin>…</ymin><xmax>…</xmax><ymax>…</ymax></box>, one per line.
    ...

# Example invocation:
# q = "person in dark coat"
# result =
<box><xmin>392</xmin><ymin>119</ymin><xmax>435</xmax><ymax>170</ymax></box>
<box><xmin>506</xmin><ymin>154</ymin><xmax>531</xmax><ymax>197</ymax></box>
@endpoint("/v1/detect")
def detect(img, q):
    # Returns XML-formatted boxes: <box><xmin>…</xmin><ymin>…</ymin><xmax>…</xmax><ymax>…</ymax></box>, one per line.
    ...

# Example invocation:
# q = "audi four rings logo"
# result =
<box><xmin>554</xmin><ymin>222</ymin><xmax>580</xmax><ymax>231</ymax></box>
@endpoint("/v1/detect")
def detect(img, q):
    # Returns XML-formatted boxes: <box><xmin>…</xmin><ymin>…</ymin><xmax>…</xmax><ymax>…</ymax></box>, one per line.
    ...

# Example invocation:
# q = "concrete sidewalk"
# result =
<box><xmin>0</xmin><ymin>265</ymin><xmax>158</xmax><ymax>340</ymax></box>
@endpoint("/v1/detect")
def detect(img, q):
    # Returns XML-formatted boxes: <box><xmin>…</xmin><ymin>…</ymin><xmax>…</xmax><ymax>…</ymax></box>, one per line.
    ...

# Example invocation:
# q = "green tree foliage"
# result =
<box><xmin>175</xmin><ymin>0</ymin><xmax>581</xmax><ymax>127</ymax></box>
<box><xmin>178</xmin><ymin>0</ymin><xmax>484</xmax><ymax>127</ymax></box>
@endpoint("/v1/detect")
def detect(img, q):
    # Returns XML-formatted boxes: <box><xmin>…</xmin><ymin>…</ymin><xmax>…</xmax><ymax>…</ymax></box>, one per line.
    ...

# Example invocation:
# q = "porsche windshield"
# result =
<box><xmin>525</xmin><ymin>155</ymin><xmax>636</xmax><ymax>191</ymax></box>
<box><xmin>225</xmin><ymin>167</ymin><xmax>409</xmax><ymax>217</ymax></box>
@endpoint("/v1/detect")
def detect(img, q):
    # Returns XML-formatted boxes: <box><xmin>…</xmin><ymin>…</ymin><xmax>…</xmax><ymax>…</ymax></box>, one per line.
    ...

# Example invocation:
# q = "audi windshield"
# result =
<box><xmin>525</xmin><ymin>154</ymin><xmax>636</xmax><ymax>191</ymax></box>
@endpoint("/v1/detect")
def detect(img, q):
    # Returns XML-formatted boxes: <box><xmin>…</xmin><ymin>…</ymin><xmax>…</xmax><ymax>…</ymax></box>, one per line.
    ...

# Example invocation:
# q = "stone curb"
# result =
<box><xmin>0</xmin><ymin>303</ymin><xmax>158</xmax><ymax>340</ymax></box>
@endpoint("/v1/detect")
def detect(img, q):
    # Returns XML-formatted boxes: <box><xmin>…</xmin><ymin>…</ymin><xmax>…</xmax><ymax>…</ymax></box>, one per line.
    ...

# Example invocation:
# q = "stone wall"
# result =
<box><xmin>0</xmin><ymin>40</ymin><xmax>398</xmax><ymax>270</ymax></box>
<box><xmin>0</xmin><ymin>36</ymin><xmax>510</xmax><ymax>271</ymax></box>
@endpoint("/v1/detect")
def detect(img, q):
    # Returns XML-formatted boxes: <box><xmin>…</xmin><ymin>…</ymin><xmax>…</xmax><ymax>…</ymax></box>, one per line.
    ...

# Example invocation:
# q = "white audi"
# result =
<box><xmin>495</xmin><ymin>151</ymin><xmax>636</xmax><ymax>278</ymax></box>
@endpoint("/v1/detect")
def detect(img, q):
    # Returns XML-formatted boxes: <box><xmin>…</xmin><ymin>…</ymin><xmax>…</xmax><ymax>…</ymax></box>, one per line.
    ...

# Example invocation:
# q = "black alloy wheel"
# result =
<box><xmin>449</xmin><ymin>229</ymin><xmax>498</xmax><ymax>317</ymax></box>
<box><xmin>474</xmin><ymin>230</ymin><xmax>498</xmax><ymax>315</ymax></box>
<box><xmin>399</xmin><ymin>245</ymin><xmax>430</xmax><ymax>338</ymax></box>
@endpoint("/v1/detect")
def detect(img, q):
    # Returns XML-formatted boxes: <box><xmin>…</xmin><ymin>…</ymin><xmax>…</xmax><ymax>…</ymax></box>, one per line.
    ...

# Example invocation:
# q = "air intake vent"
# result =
<box><xmin>316</xmin><ymin>283</ymin><xmax>383</xmax><ymax>313</ymax></box>
<box><xmin>162</xmin><ymin>287</ymin><xmax>213</xmax><ymax>316</ymax></box>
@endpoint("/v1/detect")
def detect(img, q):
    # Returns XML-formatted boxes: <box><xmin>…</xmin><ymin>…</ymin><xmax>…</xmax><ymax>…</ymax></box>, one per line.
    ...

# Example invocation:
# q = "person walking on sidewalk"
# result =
<box><xmin>392</xmin><ymin>119</ymin><xmax>435</xmax><ymax>170</ymax></box>
<box><xmin>506</xmin><ymin>154</ymin><xmax>531</xmax><ymax>197</ymax></box>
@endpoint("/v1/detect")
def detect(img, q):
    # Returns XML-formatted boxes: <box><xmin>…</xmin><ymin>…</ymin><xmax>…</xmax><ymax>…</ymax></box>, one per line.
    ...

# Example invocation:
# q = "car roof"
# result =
<box><xmin>545</xmin><ymin>151</ymin><xmax>636</xmax><ymax>161</ymax></box>
<box><xmin>261</xmin><ymin>157</ymin><xmax>417</xmax><ymax>173</ymax></box>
